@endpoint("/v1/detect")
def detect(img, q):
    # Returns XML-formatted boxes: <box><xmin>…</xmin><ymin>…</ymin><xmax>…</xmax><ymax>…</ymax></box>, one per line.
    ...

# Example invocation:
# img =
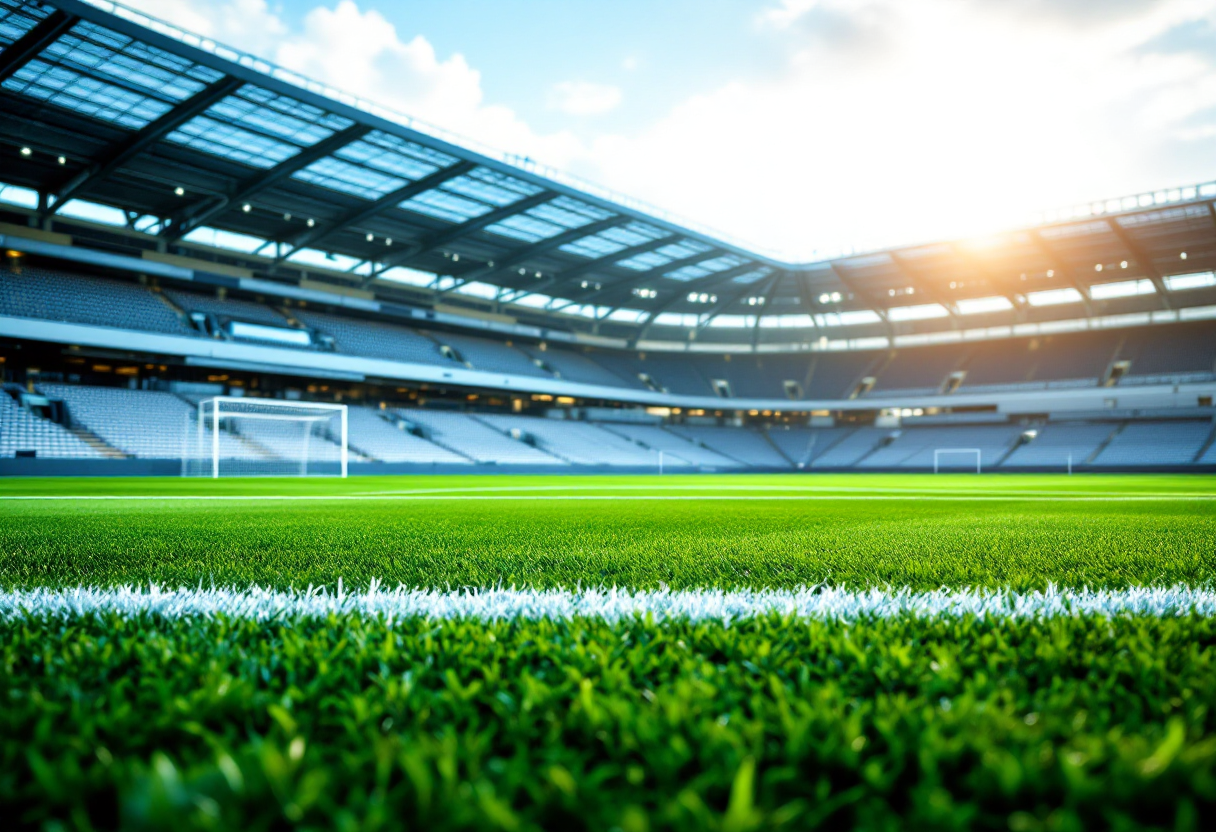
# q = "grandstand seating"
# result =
<box><xmin>165</xmin><ymin>290</ymin><xmax>288</xmax><ymax>327</ymax></box>
<box><xmin>596</xmin><ymin>424</ymin><xmax>740</xmax><ymax>468</ymax></box>
<box><xmin>809</xmin><ymin>427</ymin><xmax>888</xmax><ymax>468</ymax></box>
<box><xmin>396</xmin><ymin>409</ymin><xmax>564</xmax><ymax>464</ymax></box>
<box><xmin>1001</xmin><ymin>423</ymin><xmax>1117</xmax><ymax>469</ymax></box>
<box><xmin>869</xmin><ymin>347</ymin><xmax>962</xmax><ymax>394</ymax></box>
<box><xmin>435</xmin><ymin>333</ymin><xmax>552</xmax><ymax>378</ymax></box>
<box><xmin>1116</xmin><ymin>322</ymin><xmax>1216</xmax><ymax>382</ymax></box>
<box><xmin>519</xmin><ymin>346</ymin><xmax>646</xmax><ymax>389</ymax></box>
<box><xmin>765</xmin><ymin>426</ymin><xmax>854</xmax><ymax>466</ymax></box>
<box><xmin>1091</xmin><ymin>420</ymin><xmax>1212</xmax><ymax>466</ymax></box>
<box><xmin>0</xmin><ymin>392</ymin><xmax>101</xmax><ymax>458</ymax></box>
<box><xmin>40</xmin><ymin>384</ymin><xmax>192</xmax><ymax>459</ymax></box>
<box><xmin>667</xmin><ymin>425</ymin><xmax>791</xmax><ymax>468</ymax></box>
<box><xmin>478</xmin><ymin>414</ymin><xmax>661</xmax><ymax>466</ymax></box>
<box><xmin>806</xmin><ymin>352</ymin><xmax>882</xmax><ymax>399</ymax></box>
<box><xmin>856</xmin><ymin>425</ymin><xmax>1023</xmax><ymax>469</ymax></box>
<box><xmin>295</xmin><ymin>310</ymin><xmax>454</xmax><ymax>366</ymax></box>
<box><xmin>0</xmin><ymin>266</ymin><xmax>195</xmax><ymax>336</ymax></box>
<box><xmin>346</xmin><ymin>407</ymin><xmax>471</xmax><ymax>464</ymax></box>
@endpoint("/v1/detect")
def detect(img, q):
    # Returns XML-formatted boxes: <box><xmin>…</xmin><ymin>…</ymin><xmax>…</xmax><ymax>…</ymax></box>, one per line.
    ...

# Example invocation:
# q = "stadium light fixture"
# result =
<box><xmin>385</xmin><ymin>238</ymin><xmax>392</xmax><ymax>246</ymax></box>
<box><xmin>1180</xmin><ymin>252</ymin><xmax>1187</xmax><ymax>260</ymax></box>
<box><xmin>19</xmin><ymin>147</ymin><xmax>31</xmax><ymax>156</ymax></box>
<box><xmin>365</xmin><ymin>233</ymin><xmax>374</xmax><ymax>242</ymax></box>
<box><xmin>1120</xmin><ymin>261</ymin><xmax>1128</xmax><ymax>269</ymax></box>
<box><xmin>1095</xmin><ymin>264</ymin><xmax>1103</xmax><ymax>272</ymax></box>
<box><xmin>1047</xmin><ymin>269</ymin><xmax>1055</xmax><ymax>277</ymax></box>
<box><xmin>283</xmin><ymin>212</ymin><xmax>291</xmax><ymax>220</ymax></box>
<box><xmin>57</xmin><ymin>156</ymin><xmax>65</xmax><ymax>165</ymax></box>
<box><xmin>534</xmin><ymin>271</ymin><xmax>541</xmax><ymax>278</ymax></box>
<box><xmin>242</xmin><ymin>203</ymin><xmax>251</xmax><ymax>213</ymax></box>
<box><xmin>174</xmin><ymin>187</ymin><xmax>184</xmax><ymax>196</ymax></box>
<box><xmin>306</xmin><ymin>218</ymin><xmax>315</xmax><ymax>227</ymax></box>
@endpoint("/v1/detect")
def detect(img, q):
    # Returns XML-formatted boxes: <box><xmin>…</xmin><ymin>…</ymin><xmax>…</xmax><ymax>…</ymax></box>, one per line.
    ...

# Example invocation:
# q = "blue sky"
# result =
<box><xmin>134</xmin><ymin>0</ymin><xmax>1216</xmax><ymax>260</ymax></box>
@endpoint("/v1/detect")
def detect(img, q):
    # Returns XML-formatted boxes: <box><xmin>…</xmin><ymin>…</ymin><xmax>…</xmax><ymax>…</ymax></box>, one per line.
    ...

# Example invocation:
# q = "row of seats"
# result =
<box><xmin>5</xmin><ymin>384</ymin><xmax>1214</xmax><ymax>468</ymax></box>
<box><xmin>5</xmin><ymin>266</ymin><xmax>1215</xmax><ymax>400</ymax></box>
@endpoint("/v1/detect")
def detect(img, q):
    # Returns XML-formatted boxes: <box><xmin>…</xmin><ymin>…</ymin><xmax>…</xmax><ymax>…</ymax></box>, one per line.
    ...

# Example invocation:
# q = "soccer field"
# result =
<box><xmin>2</xmin><ymin>473</ymin><xmax>1215</xmax><ymax>830</ymax></box>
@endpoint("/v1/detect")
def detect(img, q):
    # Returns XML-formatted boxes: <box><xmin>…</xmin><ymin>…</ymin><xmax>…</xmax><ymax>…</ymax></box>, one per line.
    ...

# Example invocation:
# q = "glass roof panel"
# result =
<box><xmin>557</xmin><ymin>221</ymin><xmax>665</xmax><ymax>258</ymax></box>
<box><xmin>483</xmin><ymin>213</ymin><xmax>564</xmax><ymax>243</ymax></box>
<box><xmin>731</xmin><ymin>268</ymin><xmax>772</xmax><ymax>284</ymax></box>
<box><xmin>292</xmin><ymin>155</ymin><xmax>407</xmax><ymax>199</ymax></box>
<box><xmin>399</xmin><ymin>187</ymin><xmax>494</xmax><ymax>223</ymax></box>
<box><xmin>665</xmin><ymin>253</ymin><xmax>747</xmax><ymax>281</ymax></box>
<box><xmin>656</xmin><ymin>240</ymin><xmax>711</xmax><ymax>259</ymax></box>
<box><xmin>443</xmin><ymin>167</ymin><xmax>543</xmax><ymax>206</ymax></box>
<box><xmin>0</xmin><ymin>0</ymin><xmax>50</xmax><ymax>47</ymax></box>
<box><xmin>167</xmin><ymin>116</ymin><xmax>298</xmax><ymax>167</ymax></box>
<box><xmin>616</xmin><ymin>250</ymin><xmax>673</xmax><ymax>271</ymax></box>
<box><xmin>337</xmin><ymin>131</ymin><xmax>455</xmax><ymax>181</ymax></box>
<box><xmin>2</xmin><ymin>19</ymin><xmax>224</xmax><ymax>129</ymax></box>
<box><xmin>207</xmin><ymin>85</ymin><xmax>351</xmax><ymax>146</ymax></box>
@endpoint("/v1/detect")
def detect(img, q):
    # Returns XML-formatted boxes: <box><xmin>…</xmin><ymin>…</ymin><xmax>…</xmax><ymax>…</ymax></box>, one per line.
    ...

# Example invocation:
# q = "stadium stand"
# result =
<box><xmin>596</xmin><ymin>424</ymin><xmax>740</xmax><ymax>468</ymax></box>
<box><xmin>1116</xmin><ymin>322</ymin><xmax>1216</xmax><ymax>384</ymax></box>
<box><xmin>809</xmin><ymin>427</ymin><xmax>889</xmax><ymax>468</ymax></box>
<box><xmin>855</xmin><ymin>425</ymin><xmax>1023</xmax><ymax>469</ymax></box>
<box><xmin>869</xmin><ymin>347</ymin><xmax>963</xmax><ymax>395</ymax></box>
<box><xmin>0</xmin><ymin>266</ymin><xmax>195</xmax><ymax>336</ymax></box>
<box><xmin>666</xmin><ymin>425</ymin><xmax>791</xmax><ymax>468</ymax></box>
<box><xmin>806</xmin><ymin>352</ymin><xmax>882</xmax><ymax>399</ymax></box>
<box><xmin>478</xmin><ymin>414</ymin><xmax>661</xmax><ymax>466</ymax></box>
<box><xmin>434</xmin><ymin>333</ymin><xmax>553</xmax><ymax>377</ymax></box>
<box><xmin>39</xmin><ymin>384</ymin><xmax>193</xmax><ymax>459</ymax></box>
<box><xmin>164</xmin><ymin>290</ymin><xmax>289</xmax><ymax>327</ymax></box>
<box><xmin>395</xmin><ymin>409</ymin><xmax>566</xmax><ymax>465</ymax></box>
<box><xmin>294</xmin><ymin>310</ymin><xmax>455</xmax><ymax>366</ymax></box>
<box><xmin>765</xmin><ymin>426</ymin><xmax>854</xmax><ymax>466</ymax></box>
<box><xmin>346</xmin><ymin>407</ymin><xmax>471</xmax><ymax>464</ymax></box>
<box><xmin>519</xmin><ymin>346</ymin><xmax>647</xmax><ymax>389</ymax></box>
<box><xmin>0</xmin><ymin>392</ymin><xmax>101</xmax><ymax>459</ymax></box>
<box><xmin>1091</xmin><ymin>420</ymin><xmax>1213</xmax><ymax>467</ymax></box>
<box><xmin>1001</xmin><ymin>423</ymin><xmax>1118</xmax><ymax>469</ymax></box>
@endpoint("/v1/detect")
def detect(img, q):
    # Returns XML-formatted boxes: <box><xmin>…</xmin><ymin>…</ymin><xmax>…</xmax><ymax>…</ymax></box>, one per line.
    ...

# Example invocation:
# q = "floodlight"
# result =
<box><xmin>174</xmin><ymin>187</ymin><xmax>184</xmax><ymax>196</ymax></box>
<box><xmin>19</xmin><ymin>147</ymin><xmax>31</xmax><ymax>156</ymax></box>
<box><xmin>242</xmin><ymin>203</ymin><xmax>251</xmax><ymax>212</ymax></box>
<box><xmin>365</xmin><ymin>233</ymin><xmax>374</xmax><ymax>242</ymax></box>
<box><xmin>307</xmin><ymin>218</ymin><xmax>315</xmax><ymax>227</ymax></box>
<box><xmin>57</xmin><ymin>156</ymin><xmax>65</xmax><ymax>165</ymax></box>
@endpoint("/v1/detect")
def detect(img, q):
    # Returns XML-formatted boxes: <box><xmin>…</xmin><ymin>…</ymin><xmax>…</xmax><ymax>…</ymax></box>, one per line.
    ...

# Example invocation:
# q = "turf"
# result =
<box><xmin>2</xmin><ymin>473</ymin><xmax>1214</xmax><ymax>830</ymax></box>
<box><xmin>0</xmin><ymin>473</ymin><xmax>1213</xmax><ymax>591</ymax></box>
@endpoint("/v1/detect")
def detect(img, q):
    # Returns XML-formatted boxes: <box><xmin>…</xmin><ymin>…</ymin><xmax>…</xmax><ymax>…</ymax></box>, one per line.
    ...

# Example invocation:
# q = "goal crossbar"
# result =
<box><xmin>933</xmin><ymin>448</ymin><xmax>982</xmax><ymax>473</ymax></box>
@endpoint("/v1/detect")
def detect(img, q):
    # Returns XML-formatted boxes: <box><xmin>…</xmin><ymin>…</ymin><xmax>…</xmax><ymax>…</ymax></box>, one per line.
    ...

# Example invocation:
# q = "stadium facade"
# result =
<box><xmin>1</xmin><ymin>0</ymin><xmax>1215</xmax><ymax>474</ymax></box>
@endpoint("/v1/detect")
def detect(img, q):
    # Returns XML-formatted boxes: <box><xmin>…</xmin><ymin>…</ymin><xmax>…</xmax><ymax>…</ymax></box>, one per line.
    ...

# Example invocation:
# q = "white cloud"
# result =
<box><xmin>547</xmin><ymin>81</ymin><xmax>623</xmax><ymax>116</ymax></box>
<box><xmin>117</xmin><ymin>0</ymin><xmax>1216</xmax><ymax>260</ymax></box>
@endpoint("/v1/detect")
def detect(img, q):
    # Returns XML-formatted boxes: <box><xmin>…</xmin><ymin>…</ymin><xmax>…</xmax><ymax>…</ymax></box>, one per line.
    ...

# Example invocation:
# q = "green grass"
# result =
<box><xmin>2</xmin><ymin>473</ymin><xmax>1215</xmax><ymax>830</ymax></box>
<box><xmin>1</xmin><ymin>473</ymin><xmax>1213</xmax><ymax>591</ymax></box>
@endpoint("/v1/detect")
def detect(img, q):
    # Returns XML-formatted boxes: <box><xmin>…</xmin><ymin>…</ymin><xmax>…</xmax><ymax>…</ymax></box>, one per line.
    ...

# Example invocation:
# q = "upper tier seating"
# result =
<box><xmin>518</xmin><ymin>346</ymin><xmax>646</xmax><ymax>389</ymax></box>
<box><xmin>0</xmin><ymin>266</ymin><xmax>195</xmax><ymax>336</ymax></box>
<box><xmin>855</xmin><ymin>425</ymin><xmax>1022</xmax><ymax>469</ymax></box>
<box><xmin>667</xmin><ymin>425</ymin><xmax>791</xmax><ymax>468</ymax></box>
<box><xmin>165</xmin><ymin>290</ymin><xmax>289</xmax><ymax>326</ymax></box>
<box><xmin>295</xmin><ymin>310</ymin><xmax>454</xmax><ymax>366</ymax></box>
<box><xmin>1000</xmin><ymin>423</ymin><xmax>1118</xmax><ymax>468</ymax></box>
<box><xmin>396</xmin><ymin>409</ymin><xmax>564</xmax><ymax>465</ymax></box>
<box><xmin>805</xmin><ymin>352</ymin><xmax>882</xmax><ymax>399</ymax></box>
<box><xmin>1116</xmin><ymin>322</ymin><xmax>1216</xmax><ymax>383</ymax></box>
<box><xmin>596</xmin><ymin>424</ymin><xmax>740</xmax><ymax>468</ymax></box>
<box><xmin>869</xmin><ymin>346</ymin><xmax>965</xmax><ymax>394</ymax></box>
<box><xmin>435</xmin><ymin>333</ymin><xmax>552</xmax><ymax>378</ymax></box>
<box><xmin>0</xmin><ymin>393</ymin><xmax>101</xmax><ymax>458</ymax></box>
<box><xmin>478</xmin><ymin>414</ymin><xmax>661</xmax><ymax>466</ymax></box>
<box><xmin>1091</xmin><ymin>420</ymin><xmax>1212</xmax><ymax>466</ymax></box>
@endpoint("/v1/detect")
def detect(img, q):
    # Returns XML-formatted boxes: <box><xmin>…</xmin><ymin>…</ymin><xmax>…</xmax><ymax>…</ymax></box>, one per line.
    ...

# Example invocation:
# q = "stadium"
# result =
<box><xmin>0</xmin><ymin>0</ymin><xmax>1214</xmax><ymax>828</ymax></box>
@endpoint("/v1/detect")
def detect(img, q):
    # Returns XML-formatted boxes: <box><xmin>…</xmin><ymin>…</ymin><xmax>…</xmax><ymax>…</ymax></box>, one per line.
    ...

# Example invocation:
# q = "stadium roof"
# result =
<box><xmin>2</xmin><ymin>0</ymin><xmax>1216</xmax><ymax>347</ymax></box>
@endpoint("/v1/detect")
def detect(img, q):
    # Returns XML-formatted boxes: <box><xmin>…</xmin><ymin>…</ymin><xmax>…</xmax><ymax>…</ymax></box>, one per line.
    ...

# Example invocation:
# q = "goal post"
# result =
<box><xmin>185</xmin><ymin>398</ymin><xmax>348</xmax><ymax>478</ymax></box>
<box><xmin>933</xmin><ymin>448</ymin><xmax>982</xmax><ymax>473</ymax></box>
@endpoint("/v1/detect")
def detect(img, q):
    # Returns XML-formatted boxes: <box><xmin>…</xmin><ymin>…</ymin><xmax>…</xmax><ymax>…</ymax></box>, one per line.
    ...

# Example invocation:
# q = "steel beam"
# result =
<box><xmin>1026</xmin><ymin>230</ymin><xmax>1094</xmax><ymax>316</ymax></box>
<box><xmin>749</xmin><ymin>272</ymin><xmax>786</xmax><ymax>350</ymax></box>
<box><xmin>634</xmin><ymin>262</ymin><xmax>767</xmax><ymax>341</ymax></box>
<box><xmin>0</xmin><ymin>11</ymin><xmax>77</xmax><ymax>85</ymax></box>
<box><xmin>826</xmin><ymin>262</ymin><xmax>892</xmax><ymax>334</ymax></box>
<box><xmin>574</xmin><ymin>247</ymin><xmax>728</xmax><ymax>306</ymax></box>
<box><xmin>47</xmin><ymin>76</ymin><xmax>243</xmax><ymax>215</ymax></box>
<box><xmin>1105</xmin><ymin>217</ymin><xmax>1171</xmax><ymax>309</ymax></box>
<box><xmin>888</xmin><ymin>251</ymin><xmax>960</xmax><ymax>320</ymax></box>
<box><xmin>273</xmin><ymin>160</ymin><xmax>476</xmax><ymax>261</ymax></box>
<box><xmin>508</xmin><ymin>233</ymin><xmax>683</xmax><ymax>301</ymax></box>
<box><xmin>164</xmin><ymin>123</ymin><xmax>372</xmax><ymax>240</ymax></box>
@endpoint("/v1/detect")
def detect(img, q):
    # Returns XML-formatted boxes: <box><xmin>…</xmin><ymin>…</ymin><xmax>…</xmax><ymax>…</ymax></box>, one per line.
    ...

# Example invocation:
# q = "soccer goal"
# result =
<box><xmin>184</xmin><ymin>398</ymin><xmax>348</xmax><ymax>478</ymax></box>
<box><xmin>933</xmin><ymin>448</ymin><xmax>982</xmax><ymax>473</ymax></box>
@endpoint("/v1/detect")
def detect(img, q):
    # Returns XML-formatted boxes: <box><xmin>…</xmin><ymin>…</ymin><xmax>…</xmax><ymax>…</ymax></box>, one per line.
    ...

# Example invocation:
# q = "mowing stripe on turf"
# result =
<box><xmin>1</xmin><ymin>493</ymin><xmax>1213</xmax><ymax>502</ymax></box>
<box><xmin>2</xmin><ymin>584</ymin><xmax>1213</xmax><ymax>621</ymax></box>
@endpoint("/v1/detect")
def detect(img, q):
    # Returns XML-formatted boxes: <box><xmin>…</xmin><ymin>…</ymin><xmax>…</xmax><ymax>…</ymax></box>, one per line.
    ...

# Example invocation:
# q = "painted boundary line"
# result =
<box><xmin>2</xmin><ymin>493</ymin><xmax>1214</xmax><ymax>502</ymax></box>
<box><xmin>2</xmin><ymin>584</ymin><xmax>1214</xmax><ymax>621</ymax></box>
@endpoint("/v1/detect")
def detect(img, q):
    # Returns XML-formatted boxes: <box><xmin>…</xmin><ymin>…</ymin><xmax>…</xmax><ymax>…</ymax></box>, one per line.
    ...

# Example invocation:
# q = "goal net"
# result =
<box><xmin>933</xmin><ymin>448</ymin><xmax>982</xmax><ymax>473</ymax></box>
<box><xmin>184</xmin><ymin>398</ymin><xmax>348</xmax><ymax>478</ymax></box>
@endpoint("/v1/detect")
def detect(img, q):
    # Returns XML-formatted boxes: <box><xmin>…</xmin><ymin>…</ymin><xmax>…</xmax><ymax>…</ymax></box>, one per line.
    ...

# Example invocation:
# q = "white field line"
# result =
<box><xmin>0</xmin><ymin>493</ymin><xmax>1213</xmax><ymax>502</ymax></box>
<box><xmin>2</xmin><ymin>583</ymin><xmax>1214</xmax><ymax>622</ymax></box>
